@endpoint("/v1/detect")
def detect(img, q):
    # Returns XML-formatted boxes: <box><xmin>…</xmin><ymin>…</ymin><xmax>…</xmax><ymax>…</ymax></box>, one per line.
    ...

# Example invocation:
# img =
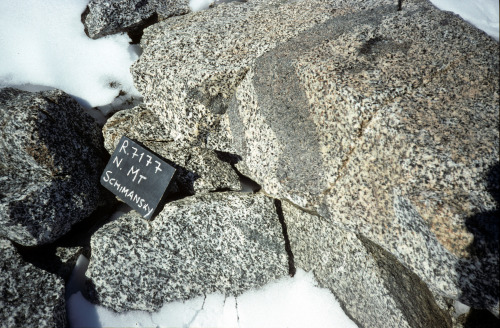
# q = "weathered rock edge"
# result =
<box><xmin>283</xmin><ymin>201</ymin><xmax>454</xmax><ymax>328</ymax></box>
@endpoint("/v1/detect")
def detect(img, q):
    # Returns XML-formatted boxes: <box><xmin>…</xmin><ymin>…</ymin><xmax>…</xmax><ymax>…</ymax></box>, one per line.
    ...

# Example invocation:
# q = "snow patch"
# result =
<box><xmin>189</xmin><ymin>0</ymin><xmax>214</xmax><ymax>12</ymax></box>
<box><xmin>68</xmin><ymin>269</ymin><xmax>358</xmax><ymax>328</ymax></box>
<box><xmin>0</xmin><ymin>0</ymin><xmax>141</xmax><ymax>108</ymax></box>
<box><xmin>454</xmin><ymin>300</ymin><xmax>471</xmax><ymax>317</ymax></box>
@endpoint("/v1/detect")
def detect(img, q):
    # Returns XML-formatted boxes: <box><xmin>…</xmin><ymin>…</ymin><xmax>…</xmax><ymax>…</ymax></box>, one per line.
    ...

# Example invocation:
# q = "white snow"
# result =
<box><xmin>430</xmin><ymin>0</ymin><xmax>499</xmax><ymax>40</ymax></box>
<box><xmin>189</xmin><ymin>0</ymin><xmax>214</xmax><ymax>12</ymax></box>
<box><xmin>0</xmin><ymin>0</ymin><xmax>141</xmax><ymax>109</ymax></box>
<box><xmin>453</xmin><ymin>300</ymin><xmax>471</xmax><ymax>317</ymax></box>
<box><xmin>67</xmin><ymin>257</ymin><xmax>358</xmax><ymax>328</ymax></box>
<box><xmin>66</xmin><ymin>255</ymin><xmax>90</xmax><ymax>300</ymax></box>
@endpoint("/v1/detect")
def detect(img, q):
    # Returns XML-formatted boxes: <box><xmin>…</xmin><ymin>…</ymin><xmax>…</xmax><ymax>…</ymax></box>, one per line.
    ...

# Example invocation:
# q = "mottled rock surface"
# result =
<box><xmin>131</xmin><ymin>0</ymin><xmax>365</xmax><ymax>149</ymax></box>
<box><xmin>227</xmin><ymin>2</ymin><xmax>499</xmax><ymax>312</ymax></box>
<box><xmin>0</xmin><ymin>239</ymin><xmax>67</xmax><ymax>328</ymax></box>
<box><xmin>0</xmin><ymin>88</ymin><xmax>107</xmax><ymax>246</ymax></box>
<box><xmin>83</xmin><ymin>0</ymin><xmax>190</xmax><ymax>39</ymax></box>
<box><xmin>103</xmin><ymin>105</ymin><xmax>241</xmax><ymax>194</ymax></box>
<box><xmin>283</xmin><ymin>202</ymin><xmax>453</xmax><ymax>328</ymax></box>
<box><xmin>86</xmin><ymin>192</ymin><xmax>287</xmax><ymax>312</ymax></box>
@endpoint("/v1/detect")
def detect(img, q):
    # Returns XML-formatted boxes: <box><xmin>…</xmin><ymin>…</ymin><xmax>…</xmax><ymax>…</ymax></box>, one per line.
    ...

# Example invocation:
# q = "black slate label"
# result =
<box><xmin>100</xmin><ymin>136</ymin><xmax>175</xmax><ymax>219</ymax></box>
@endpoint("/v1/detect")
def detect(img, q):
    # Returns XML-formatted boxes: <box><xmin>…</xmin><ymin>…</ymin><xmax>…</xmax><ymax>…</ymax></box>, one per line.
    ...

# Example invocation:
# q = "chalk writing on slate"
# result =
<box><xmin>100</xmin><ymin>136</ymin><xmax>176</xmax><ymax>219</ymax></box>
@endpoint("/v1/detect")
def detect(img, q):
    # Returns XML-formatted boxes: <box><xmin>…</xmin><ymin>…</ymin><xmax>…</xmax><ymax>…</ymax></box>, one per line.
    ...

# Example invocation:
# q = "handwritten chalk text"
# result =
<box><xmin>103</xmin><ymin>170</ymin><xmax>154</xmax><ymax>218</ymax></box>
<box><xmin>100</xmin><ymin>136</ymin><xmax>175</xmax><ymax>220</ymax></box>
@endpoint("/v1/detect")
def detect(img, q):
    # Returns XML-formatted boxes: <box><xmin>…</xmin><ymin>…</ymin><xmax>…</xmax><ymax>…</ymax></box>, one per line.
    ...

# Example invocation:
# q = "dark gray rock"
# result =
<box><xmin>282</xmin><ymin>201</ymin><xmax>453</xmax><ymax>328</ymax></box>
<box><xmin>0</xmin><ymin>88</ymin><xmax>107</xmax><ymax>246</ymax></box>
<box><xmin>0</xmin><ymin>238</ymin><xmax>67</xmax><ymax>328</ymax></box>
<box><xmin>103</xmin><ymin>105</ymin><xmax>241</xmax><ymax>194</ymax></box>
<box><xmin>83</xmin><ymin>0</ymin><xmax>190</xmax><ymax>39</ymax></box>
<box><xmin>227</xmin><ymin>1</ymin><xmax>499</xmax><ymax>313</ymax></box>
<box><xmin>86</xmin><ymin>192</ymin><xmax>288</xmax><ymax>312</ymax></box>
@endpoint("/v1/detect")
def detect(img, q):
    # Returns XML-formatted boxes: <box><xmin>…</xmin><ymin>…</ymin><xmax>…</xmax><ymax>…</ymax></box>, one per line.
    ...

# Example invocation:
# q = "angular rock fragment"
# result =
<box><xmin>0</xmin><ymin>239</ymin><xmax>67</xmax><ymax>328</ymax></box>
<box><xmin>86</xmin><ymin>192</ymin><xmax>287</xmax><ymax>312</ymax></box>
<box><xmin>82</xmin><ymin>0</ymin><xmax>190</xmax><ymax>39</ymax></box>
<box><xmin>0</xmin><ymin>88</ymin><xmax>107</xmax><ymax>246</ymax></box>
<box><xmin>227</xmin><ymin>2</ymin><xmax>499</xmax><ymax>312</ymax></box>
<box><xmin>103</xmin><ymin>104</ymin><xmax>241</xmax><ymax>194</ymax></box>
<box><xmin>283</xmin><ymin>202</ymin><xmax>454</xmax><ymax>328</ymax></box>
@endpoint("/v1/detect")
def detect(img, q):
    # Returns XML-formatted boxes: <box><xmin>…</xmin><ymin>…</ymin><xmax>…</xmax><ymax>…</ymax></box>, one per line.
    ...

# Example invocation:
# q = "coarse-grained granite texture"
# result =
<box><xmin>103</xmin><ymin>104</ymin><xmax>241</xmax><ymax>194</ymax></box>
<box><xmin>82</xmin><ymin>0</ymin><xmax>190</xmax><ymax>39</ymax></box>
<box><xmin>282</xmin><ymin>201</ymin><xmax>453</xmax><ymax>328</ymax></box>
<box><xmin>132</xmin><ymin>0</ymin><xmax>405</xmax><ymax>149</ymax></box>
<box><xmin>0</xmin><ymin>239</ymin><xmax>67</xmax><ymax>328</ymax></box>
<box><xmin>86</xmin><ymin>192</ymin><xmax>287</xmax><ymax>312</ymax></box>
<box><xmin>0</xmin><ymin>88</ymin><xmax>107</xmax><ymax>246</ymax></box>
<box><xmin>227</xmin><ymin>2</ymin><xmax>499</xmax><ymax>313</ymax></box>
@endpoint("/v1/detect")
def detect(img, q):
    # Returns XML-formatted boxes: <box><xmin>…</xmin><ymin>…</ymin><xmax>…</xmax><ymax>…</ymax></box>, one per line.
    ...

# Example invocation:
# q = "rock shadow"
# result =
<box><xmin>457</xmin><ymin>162</ymin><xmax>499</xmax><ymax>321</ymax></box>
<box><xmin>214</xmin><ymin>150</ymin><xmax>261</xmax><ymax>192</ymax></box>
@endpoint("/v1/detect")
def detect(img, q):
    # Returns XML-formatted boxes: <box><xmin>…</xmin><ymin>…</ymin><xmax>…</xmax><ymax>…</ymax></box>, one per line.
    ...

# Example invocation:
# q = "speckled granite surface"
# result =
<box><xmin>283</xmin><ymin>201</ymin><xmax>453</xmax><ymax>328</ymax></box>
<box><xmin>83</xmin><ymin>0</ymin><xmax>190</xmax><ymax>39</ymax></box>
<box><xmin>0</xmin><ymin>88</ymin><xmax>106</xmax><ymax>246</ymax></box>
<box><xmin>103</xmin><ymin>104</ymin><xmax>241</xmax><ymax>194</ymax></box>
<box><xmin>226</xmin><ymin>2</ymin><xmax>499</xmax><ymax>313</ymax></box>
<box><xmin>0</xmin><ymin>239</ymin><xmax>67</xmax><ymax>328</ymax></box>
<box><xmin>86</xmin><ymin>192</ymin><xmax>287</xmax><ymax>312</ymax></box>
<box><xmin>131</xmin><ymin>0</ymin><xmax>383</xmax><ymax>148</ymax></box>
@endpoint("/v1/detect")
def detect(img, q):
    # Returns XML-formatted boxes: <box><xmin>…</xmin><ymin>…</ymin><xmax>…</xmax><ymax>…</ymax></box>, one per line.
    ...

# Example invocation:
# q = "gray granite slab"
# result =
<box><xmin>282</xmin><ymin>201</ymin><xmax>453</xmax><ymax>328</ymax></box>
<box><xmin>86</xmin><ymin>192</ymin><xmax>288</xmax><ymax>312</ymax></box>
<box><xmin>131</xmin><ymin>0</ymin><xmax>389</xmax><ymax>150</ymax></box>
<box><xmin>0</xmin><ymin>88</ymin><xmax>107</xmax><ymax>246</ymax></box>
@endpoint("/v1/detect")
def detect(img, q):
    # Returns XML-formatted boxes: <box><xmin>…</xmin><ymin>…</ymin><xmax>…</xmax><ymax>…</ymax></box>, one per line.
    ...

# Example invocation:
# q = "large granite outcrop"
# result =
<box><xmin>226</xmin><ymin>2</ymin><xmax>499</xmax><ymax>313</ymax></box>
<box><xmin>282</xmin><ymin>201</ymin><xmax>455</xmax><ymax>328</ymax></box>
<box><xmin>82</xmin><ymin>0</ymin><xmax>190</xmax><ymax>39</ymax></box>
<box><xmin>103</xmin><ymin>105</ymin><xmax>241</xmax><ymax>194</ymax></box>
<box><xmin>0</xmin><ymin>239</ymin><xmax>67</xmax><ymax>328</ymax></box>
<box><xmin>86</xmin><ymin>192</ymin><xmax>288</xmax><ymax>312</ymax></box>
<box><xmin>131</xmin><ymin>0</ymin><xmax>375</xmax><ymax>149</ymax></box>
<box><xmin>0</xmin><ymin>88</ymin><xmax>106</xmax><ymax>246</ymax></box>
